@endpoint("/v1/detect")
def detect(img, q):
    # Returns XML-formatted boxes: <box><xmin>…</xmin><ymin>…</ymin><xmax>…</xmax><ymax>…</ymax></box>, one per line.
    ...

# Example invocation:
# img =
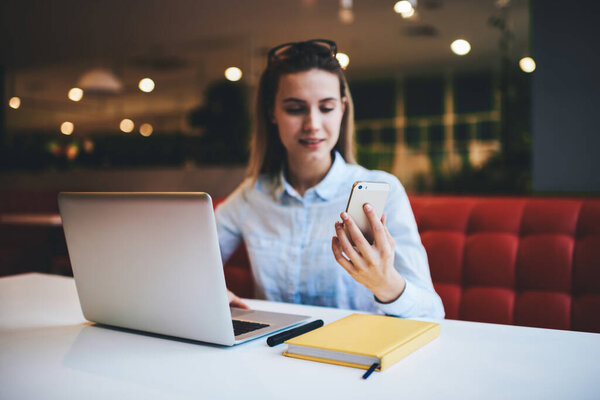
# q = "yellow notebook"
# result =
<box><xmin>283</xmin><ymin>313</ymin><xmax>440</xmax><ymax>371</ymax></box>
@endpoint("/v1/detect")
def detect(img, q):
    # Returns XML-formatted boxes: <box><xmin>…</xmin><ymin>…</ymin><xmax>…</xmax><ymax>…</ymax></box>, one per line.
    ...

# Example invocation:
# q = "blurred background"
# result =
<box><xmin>1</xmin><ymin>0</ymin><xmax>599</xmax><ymax>276</ymax></box>
<box><xmin>0</xmin><ymin>0</ymin><xmax>544</xmax><ymax>194</ymax></box>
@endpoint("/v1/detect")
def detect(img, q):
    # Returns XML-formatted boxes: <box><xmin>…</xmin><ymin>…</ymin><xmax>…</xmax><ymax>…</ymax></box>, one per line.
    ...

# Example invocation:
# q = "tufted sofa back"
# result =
<box><xmin>218</xmin><ymin>196</ymin><xmax>600</xmax><ymax>333</ymax></box>
<box><xmin>411</xmin><ymin>196</ymin><xmax>600</xmax><ymax>333</ymax></box>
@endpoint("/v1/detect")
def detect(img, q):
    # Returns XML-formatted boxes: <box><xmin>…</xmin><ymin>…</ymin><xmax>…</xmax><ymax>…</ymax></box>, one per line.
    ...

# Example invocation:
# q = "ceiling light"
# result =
<box><xmin>339</xmin><ymin>0</ymin><xmax>354</xmax><ymax>24</ymax></box>
<box><xmin>9</xmin><ymin>97</ymin><xmax>21</xmax><ymax>109</ymax></box>
<box><xmin>338</xmin><ymin>8</ymin><xmax>354</xmax><ymax>24</ymax></box>
<box><xmin>336</xmin><ymin>53</ymin><xmax>350</xmax><ymax>69</ymax></box>
<box><xmin>401</xmin><ymin>8</ymin><xmax>415</xmax><ymax>18</ymax></box>
<box><xmin>139</xmin><ymin>123</ymin><xmax>153</xmax><ymax>137</ymax></box>
<box><xmin>68</xmin><ymin>88</ymin><xmax>84</xmax><ymax>102</ymax></box>
<box><xmin>78</xmin><ymin>68</ymin><xmax>122</xmax><ymax>94</ymax></box>
<box><xmin>394</xmin><ymin>1</ymin><xmax>413</xmax><ymax>14</ymax></box>
<box><xmin>120</xmin><ymin>119</ymin><xmax>134</xmax><ymax>133</ymax></box>
<box><xmin>451</xmin><ymin>39</ymin><xmax>471</xmax><ymax>56</ymax></box>
<box><xmin>225</xmin><ymin>67</ymin><xmax>243</xmax><ymax>82</ymax></box>
<box><xmin>61</xmin><ymin>122</ymin><xmax>74</xmax><ymax>135</ymax></box>
<box><xmin>519</xmin><ymin>57</ymin><xmax>536</xmax><ymax>73</ymax></box>
<box><xmin>138</xmin><ymin>78</ymin><xmax>155</xmax><ymax>93</ymax></box>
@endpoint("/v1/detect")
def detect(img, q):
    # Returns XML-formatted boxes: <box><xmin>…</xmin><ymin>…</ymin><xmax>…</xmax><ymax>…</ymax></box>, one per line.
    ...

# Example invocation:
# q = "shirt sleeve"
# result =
<box><xmin>214</xmin><ymin>182</ymin><xmax>248</xmax><ymax>264</ymax></box>
<box><xmin>372</xmin><ymin>176</ymin><xmax>445</xmax><ymax>319</ymax></box>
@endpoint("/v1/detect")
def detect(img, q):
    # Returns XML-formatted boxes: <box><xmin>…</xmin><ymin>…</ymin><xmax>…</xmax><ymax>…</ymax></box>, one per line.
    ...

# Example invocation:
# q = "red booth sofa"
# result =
<box><xmin>2</xmin><ymin>192</ymin><xmax>598</xmax><ymax>333</ymax></box>
<box><xmin>220</xmin><ymin>196</ymin><xmax>600</xmax><ymax>333</ymax></box>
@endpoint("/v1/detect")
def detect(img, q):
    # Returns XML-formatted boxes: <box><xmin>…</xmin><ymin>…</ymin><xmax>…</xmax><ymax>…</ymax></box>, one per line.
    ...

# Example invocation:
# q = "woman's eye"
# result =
<box><xmin>284</xmin><ymin>108</ymin><xmax>306</xmax><ymax>115</ymax></box>
<box><xmin>320</xmin><ymin>107</ymin><xmax>334</xmax><ymax>113</ymax></box>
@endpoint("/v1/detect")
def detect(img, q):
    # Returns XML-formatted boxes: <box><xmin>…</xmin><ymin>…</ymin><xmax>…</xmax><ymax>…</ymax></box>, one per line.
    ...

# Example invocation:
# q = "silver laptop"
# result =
<box><xmin>58</xmin><ymin>192</ymin><xmax>310</xmax><ymax>346</ymax></box>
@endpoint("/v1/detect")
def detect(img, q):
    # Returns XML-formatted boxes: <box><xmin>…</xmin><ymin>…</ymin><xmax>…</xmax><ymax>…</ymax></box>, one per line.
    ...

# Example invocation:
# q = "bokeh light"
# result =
<box><xmin>120</xmin><ymin>118</ymin><xmax>134</xmax><ymax>133</ymax></box>
<box><xmin>394</xmin><ymin>1</ymin><xmax>413</xmax><ymax>14</ymax></box>
<box><xmin>68</xmin><ymin>87</ymin><xmax>84</xmax><ymax>102</ymax></box>
<box><xmin>519</xmin><ymin>57</ymin><xmax>536</xmax><ymax>73</ymax></box>
<box><xmin>138</xmin><ymin>78</ymin><xmax>155</xmax><ymax>93</ymax></box>
<box><xmin>401</xmin><ymin>7</ymin><xmax>415</xmax><ymax>18</ymax></box>
<box><xmin>65</xmin><ymin>144</ymin><xmax>79</xmax><ymax>160</ymax></box>
<box><xmin>336</xmin><ymin>53</ymin><xmax>350</xmax><ymax>69</ymax></box>
<box><xmin>9</xmin><ymin>97</ymin><xmax>21</xmax><ymax>109</ymax></box>
<box><xmin>47</xmin><ymin>141</ymin><xmax>61</xmax><ymax>157</ymax></box>
<box><xmin>451</xmin><ymin>39</ymin><xmax>471</xmax><ymax>56</ymax></box>
<box><xmin>224</xmin><ymin>67</ymin><xmax>242</xmax><ymax>82</ymax></box>
<box><xmin>338</xmin><ymin>8</ymin><xmax>354</xmax><ymax>24</ymax></box>
<box><xmin>61</xmin><ymin>121</ymin><xmax>74</xmax><ymax>135</ymax></box>
<box><xmin>83</xmin><ymin>139</ymin><xmax>95</xmax><ymax>153</ymax></box>
<box><xmin>139</xmin><ymin>123</ymin><xmax>153</xmax><ymax>137</ymax></box>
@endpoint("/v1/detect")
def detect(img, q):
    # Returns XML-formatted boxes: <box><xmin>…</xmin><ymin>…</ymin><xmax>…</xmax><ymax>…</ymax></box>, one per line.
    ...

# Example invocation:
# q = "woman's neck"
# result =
<box><xmin>285</xmin><ymin>153</ymin><xmax>333</xmax><ymax>197</ymax></box>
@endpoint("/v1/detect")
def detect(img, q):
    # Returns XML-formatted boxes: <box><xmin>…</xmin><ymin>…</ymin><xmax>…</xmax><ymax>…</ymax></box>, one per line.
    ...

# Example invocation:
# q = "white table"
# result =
<box><xmin>1</xmin><ymin>274</ymin><xmax>599</xmax><ymax>400</ymax></box>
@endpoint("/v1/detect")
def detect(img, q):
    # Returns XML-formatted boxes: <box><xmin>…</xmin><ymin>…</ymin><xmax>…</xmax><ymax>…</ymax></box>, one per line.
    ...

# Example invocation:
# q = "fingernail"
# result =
<box><xmin>341</xmin><ymin>212</ymin><xmax>349</xmax><ymax>221</ymax></box>
<box><xmin>364</xmin><ymin>204</ymin><xmax>372</xmax><ymax>211</ymax></box>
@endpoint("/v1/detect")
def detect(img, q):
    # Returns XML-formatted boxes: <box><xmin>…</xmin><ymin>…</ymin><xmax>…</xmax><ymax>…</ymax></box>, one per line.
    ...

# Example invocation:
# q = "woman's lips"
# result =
<box><xmin>299</xmin><ymin>138</ymin><xmax>325</xmax><ymax>148</ymax></box>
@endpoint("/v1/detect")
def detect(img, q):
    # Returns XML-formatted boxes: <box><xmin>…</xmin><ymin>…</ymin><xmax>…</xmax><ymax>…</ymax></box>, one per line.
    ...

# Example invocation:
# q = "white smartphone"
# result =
<box><xmin>344</xmin><ymin>181</ymin><xmax>390</xmax><ymax>241</ymax></box>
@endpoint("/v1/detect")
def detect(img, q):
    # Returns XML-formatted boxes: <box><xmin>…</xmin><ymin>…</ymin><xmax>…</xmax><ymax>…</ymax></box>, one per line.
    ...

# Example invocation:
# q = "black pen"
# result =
<box><xmin>362</xmin><ymin>363</ymin><xmax>379</xmax><ymax>380</ymax></box>
<box><xmin>266</xmin><ymin>319</ymin><xmax>324</xmax><ymax>347</ymax></box>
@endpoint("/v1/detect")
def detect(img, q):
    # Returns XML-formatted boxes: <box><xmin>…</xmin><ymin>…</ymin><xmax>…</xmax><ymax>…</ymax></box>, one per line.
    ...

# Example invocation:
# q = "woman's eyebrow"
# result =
<box><xmin>281</xmin><ymin>97</ymin><xmax>338</xmax><ymax>103</ymax></box>
<box><xmin>282</xmin><ymin>98</ymin><xmax>306</xmax><ymax>104</ymax></box>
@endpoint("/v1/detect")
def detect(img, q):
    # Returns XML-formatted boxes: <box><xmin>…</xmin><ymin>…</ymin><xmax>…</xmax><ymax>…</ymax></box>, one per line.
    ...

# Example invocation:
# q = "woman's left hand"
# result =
<box><xmin>332</xmin><ymin>203</ymin><xmax>406</xmax><ymax>303</ymax></box>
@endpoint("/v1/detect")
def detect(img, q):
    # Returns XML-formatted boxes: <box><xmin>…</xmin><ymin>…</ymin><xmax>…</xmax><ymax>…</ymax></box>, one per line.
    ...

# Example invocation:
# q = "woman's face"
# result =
<box><xmin>271</xmin><ymin>69</ymin><xmax>346</xmax><ymax>166</ymax></box>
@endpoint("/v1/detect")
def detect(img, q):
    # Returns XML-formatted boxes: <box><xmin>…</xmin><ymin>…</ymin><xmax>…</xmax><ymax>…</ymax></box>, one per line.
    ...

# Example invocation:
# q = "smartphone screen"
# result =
<box><xmin>344</xmin><ymin>181</ymin><xmax>390</xmax><ymax>240</ymax></box>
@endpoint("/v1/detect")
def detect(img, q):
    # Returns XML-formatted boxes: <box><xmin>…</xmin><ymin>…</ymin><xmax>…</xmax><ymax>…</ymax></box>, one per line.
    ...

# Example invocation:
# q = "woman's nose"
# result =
<box><xmin>303</xmin><ymin>108</ymin><xmax>321</xmax><ymax>132</ymax></box>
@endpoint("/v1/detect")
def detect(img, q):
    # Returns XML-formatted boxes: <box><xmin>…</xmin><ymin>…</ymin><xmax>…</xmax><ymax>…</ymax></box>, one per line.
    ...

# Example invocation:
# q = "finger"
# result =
<box><xmin>340</xmin><ymin>211</ymin><xmax>372</xmax><ymax>258</ymax></box>
<box><xmin>380</xmin><ymin>214</ymin><xmax>396</xmax><ymax>249</ymax></box>
<box><xmin>227</xmin><ymin>290</ymin><xmax>250</xmax><ymax>309</ymax></box>
<box><xmin>332</xmin><ymin>236</ymin><xmax>358</xmax><ymax>275</ymax></box>
<box><xmin>335</xmin><ymin>221</ymin><xmax>366</xmax><ymax>269</ymax></box>
<box><xmin>363</xmin><ymin>203</ymin><xmax>390</xmax><ymax>251</ymax></box>
<box><xmin>232</xmin><ymin>298</ymin><xmax>250</xmax><ymax>309</ymax></box>
<box><xmin>385</xmin><ymin>226</ymin><xmax>395</xmax><ymax>249</ymax></box>
<box><xmin>381</xmin><ymin>214</ymin><xmax>395</xmax><ymax>249</ymax></box>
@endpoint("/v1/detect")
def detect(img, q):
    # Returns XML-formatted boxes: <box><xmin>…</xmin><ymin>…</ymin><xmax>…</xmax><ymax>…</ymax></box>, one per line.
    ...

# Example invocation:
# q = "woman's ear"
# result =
<box><xmin>341</xmin><ymin>96</ymin><xmax>348</xmax><ymax>115</ymax></box>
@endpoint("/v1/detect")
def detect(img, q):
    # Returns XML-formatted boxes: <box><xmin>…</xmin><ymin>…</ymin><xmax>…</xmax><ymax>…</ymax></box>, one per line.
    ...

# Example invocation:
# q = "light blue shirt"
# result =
<box><xmin>215</xmin><ymin>152</ymin><xmax>445</xmax><ymax>318</ymax></box>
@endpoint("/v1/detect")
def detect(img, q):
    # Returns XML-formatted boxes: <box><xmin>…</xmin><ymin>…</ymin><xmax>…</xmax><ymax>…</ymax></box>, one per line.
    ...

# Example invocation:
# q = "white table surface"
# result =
<box><xmin>1</xmin><ymin>273</ymin><xmax>599</xmax><ymax>400</ymax></box>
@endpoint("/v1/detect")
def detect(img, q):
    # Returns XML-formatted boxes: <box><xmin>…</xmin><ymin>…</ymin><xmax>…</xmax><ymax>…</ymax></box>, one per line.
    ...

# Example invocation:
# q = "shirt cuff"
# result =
<box><xmin>373</xmin><ymin>279</ymin><xmax>418</xmax><ymax>317</ymax></box>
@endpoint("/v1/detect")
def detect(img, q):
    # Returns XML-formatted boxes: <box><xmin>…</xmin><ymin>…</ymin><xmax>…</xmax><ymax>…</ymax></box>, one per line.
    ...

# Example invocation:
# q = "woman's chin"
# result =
<box><xmin>297</xmin><ymin>144</ymin><xmax>329</xmax><ymax>157</ymax></box>
<box><xmin>296</xmin><ymin>150</ymin><xmax>333</xmax><ymax>168</ymax></box>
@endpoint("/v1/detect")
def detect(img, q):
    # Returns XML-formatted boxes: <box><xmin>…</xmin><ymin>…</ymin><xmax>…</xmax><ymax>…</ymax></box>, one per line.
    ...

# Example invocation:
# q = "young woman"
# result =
<box><xmin>216</xmin><ymin>39</ymin><xmax>444</xmax><ymax>318</ymax></box>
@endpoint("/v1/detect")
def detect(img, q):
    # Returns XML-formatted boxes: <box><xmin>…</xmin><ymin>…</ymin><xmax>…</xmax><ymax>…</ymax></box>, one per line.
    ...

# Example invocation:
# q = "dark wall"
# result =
<box><xmin>0</xmin><ymin>65</ymin><xmax>5</xmax><ymax>147</ymax></box>
<box><xmin>532</xmin><ymin>0</ymin><xmax>600</xmax><ymax>193</ymax></box>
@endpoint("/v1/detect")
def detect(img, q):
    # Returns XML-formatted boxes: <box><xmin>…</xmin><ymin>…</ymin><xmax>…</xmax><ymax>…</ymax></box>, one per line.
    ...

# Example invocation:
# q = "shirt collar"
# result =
<box><xmin>313</xmin><ymin>151</ymin><xmax>346</xmax><ymax>200</ymax></box>
<box><xmin>272</xmin><ymin>151</ymin><xmax>347</xmax><ymax>202</ymax></box>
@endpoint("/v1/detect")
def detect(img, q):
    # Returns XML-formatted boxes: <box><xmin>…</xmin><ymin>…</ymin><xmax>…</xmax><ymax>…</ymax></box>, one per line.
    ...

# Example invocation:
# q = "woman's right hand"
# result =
<box><xmin>227</xmin><ymin>289</ymin><xmax>250</xmax><ymax>309</ymax></box>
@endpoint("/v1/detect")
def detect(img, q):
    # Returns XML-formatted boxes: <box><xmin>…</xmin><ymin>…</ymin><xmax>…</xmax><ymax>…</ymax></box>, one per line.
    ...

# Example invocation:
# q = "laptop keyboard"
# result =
<box><xmin>232</xmin><ymin>319</ymin><xmax>270</xmax><ymax>336</ymax></box>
